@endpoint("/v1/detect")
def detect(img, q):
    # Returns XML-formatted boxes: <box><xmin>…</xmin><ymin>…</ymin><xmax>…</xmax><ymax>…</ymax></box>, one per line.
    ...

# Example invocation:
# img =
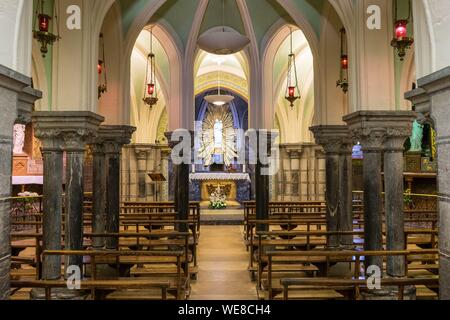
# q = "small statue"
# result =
<box><xmin>13</xmin><ymin>124</ymin><xmax>26</xmax><ymax>154</ymax></box>
<box><xmin>409</xmin><ymin>120</ymin><xmax>423</xmax><ymax>153</ymax></box>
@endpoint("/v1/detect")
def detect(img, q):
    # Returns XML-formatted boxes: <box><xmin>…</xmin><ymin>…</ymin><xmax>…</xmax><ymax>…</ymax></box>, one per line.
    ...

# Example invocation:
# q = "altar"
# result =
<box><xmin>189</xmin><ymin>172</ymin><xmax>251</xmax><ymax>206</ymax></box>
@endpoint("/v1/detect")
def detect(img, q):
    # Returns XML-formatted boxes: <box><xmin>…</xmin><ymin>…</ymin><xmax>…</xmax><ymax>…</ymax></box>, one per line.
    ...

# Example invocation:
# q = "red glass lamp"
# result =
<box><xmin>337</xmin><ymin>28</ymin><xmax>349</xmax><ymax>93</ymax></box>
<box><xmin>390</xmin><ymin>0</ymin><xmax>414</xmax><ymax>61</ymax></box>
<box><xmin>33</xmin><ymin>0</ymin><xmax>59</xmax><ymax>58</ymax></box>
<box><xmin>143</xmin><ymin>30</ymin><xmax>158</xmax><ymax>109</ymax></box>
<box><xmin>285</xmin><ymin>29</ymin><xmax>301</xmax><ymax>108</ymax></box>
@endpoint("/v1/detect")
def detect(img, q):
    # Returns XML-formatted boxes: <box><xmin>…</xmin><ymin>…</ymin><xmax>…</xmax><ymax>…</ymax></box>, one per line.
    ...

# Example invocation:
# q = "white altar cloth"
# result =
<box><xmin>12</xmin><ymin>176</ymin><xmax>44</xmax><ymax>185</ymax></box>
<box><xmin>189</xmin><ymin>172</ymin><xmax>250</xmax><ymax>182</ymax></box>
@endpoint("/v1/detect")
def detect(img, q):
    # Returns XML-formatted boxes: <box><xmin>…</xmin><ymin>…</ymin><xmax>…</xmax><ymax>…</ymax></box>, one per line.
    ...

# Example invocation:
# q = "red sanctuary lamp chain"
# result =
<box><xmin>98</xmin><ymin>33</ymin><xmax>107</xmax><ymax>99</ymax></box>
<box><xmin>285</xmin><ymin>28</ymin><xmax>301</xmax><ymax>108</ymax></box>
<box><xmin>337</xmin><ymin>28</ymin><xmax>349</xmax><ymax>93</ymax></box>
<box><xmin>33</xmin><ymin>0</ymin><xmax>60</xmax><ymax>58</ymax></box>
<box><xmin>143</xmin><ymin>28</ymin><xmax>158</xmax><ymax>109</ymax></box>
<box><xmin>390</xmin><ymin>0</ymin><xmax>414</xmax><ymax>61</ymax></box>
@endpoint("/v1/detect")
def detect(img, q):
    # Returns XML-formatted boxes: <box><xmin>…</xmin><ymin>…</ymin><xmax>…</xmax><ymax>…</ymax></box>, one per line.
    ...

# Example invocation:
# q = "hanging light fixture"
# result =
<box><xmin>204</xmin><ymin>59</ymin><xmax>234</xmax><ymax>106</ymax></box>
<box><xmin>98</xmin><ymin>33</ymin><xmax>108</xmax><ymax>99</ymax></box>
<box><xmin>33</xmin><ymin>0</ymin><xmax>60</xmax><ymax>58</ymax></box>
<box><xmin>390</xmin><ymin>0</ymin><xmax>414</xmax><ymax>61</ymax></box>
<box><xmin>285</xmin><ymin>28</ymin><xmax>300</xmax><ymax>108</ymax></box>
<box><xmin>143</xmin><ymin>28</ymin><xmax>158</xmax><ymax>109</ymax></box>
<box><xmin>337</xmin><ymin>28</ymin><xmax>349</xmax><ymax>93</ymax></box>
<box><xmin>197</xmin><ymin>0</ymin><xmax>250</xmax><ymax>55</ymax></box>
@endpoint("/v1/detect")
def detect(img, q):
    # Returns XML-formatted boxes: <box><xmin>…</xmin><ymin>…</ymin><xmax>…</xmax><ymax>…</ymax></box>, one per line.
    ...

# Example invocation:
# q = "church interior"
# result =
<box><xmin>1</xmin><ymin>0</ymin><xmax>450</xmax><ymax>302</ymax></box>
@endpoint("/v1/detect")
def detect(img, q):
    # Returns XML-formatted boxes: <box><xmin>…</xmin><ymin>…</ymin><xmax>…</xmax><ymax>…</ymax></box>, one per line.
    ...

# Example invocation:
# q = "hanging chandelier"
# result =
<box><xmin>98</xmin><ymin>33</ymin><xmax>108</xmax><ymax>99</ymax></box>
<box><xmin>143</xmin><ymin>28</ymin><xmax>158</xmax><ymax>109</ymax></box>
<box><xmin>197</xmin><ymin>0</ymin><xmax>250</xmax><ymax>55</ymax></box>
<box><xmin>33</xmin><ymin>0</ymin><xmax>60</xmax><ymax>58</ymax></box>
<box><xmin>204</xmin><ymin>59</ymin><xmax>234</xmax><ymax>106</ymax></box>
<box><xmin>285</xmin><ymin>28</ymin><xmax>301</xmax><ymax>108</ymax></box>
<box><xmin>390</xmin><ymin>0</ymin><xmax>414</xmax><ymax>61</ymax></box>
<box><xmin>336</xmin><ymin>28</ymin><xmax>349</xmax><ymax>93</ymax></box>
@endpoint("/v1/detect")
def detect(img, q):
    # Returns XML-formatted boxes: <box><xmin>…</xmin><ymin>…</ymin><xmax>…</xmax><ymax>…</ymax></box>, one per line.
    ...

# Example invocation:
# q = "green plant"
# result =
<box><xmin>209</xmin><ymin>199</ymin><xmax>227</xmax><ymax>209</ymax></box>
<box><xmin>404</xmin><ymin>188</ymin><xmax>414</xmax><ymax>208</ymax></box>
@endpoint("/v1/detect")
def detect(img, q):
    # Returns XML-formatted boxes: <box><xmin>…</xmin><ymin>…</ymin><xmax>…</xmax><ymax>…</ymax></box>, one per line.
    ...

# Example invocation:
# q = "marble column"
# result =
<box><xmin>90</xmin><ymin>142</ymin><xmax>106</xmax><ymax>249</ymax></box>
<box><xmin>32</xmin><ymin>126</ymin><xmax>64</xmax><ymax>279</ymax></box>
<box><xmin>46</xmin><ymin>113</ymin><xmax>104</xmax><ymax>272</ymax></box>
<box><xmin>344</xmin><ymin>113</ymin><xmax>386</xmax><ymax>271</ymax></box>
<box><xmin>383</xmin><ymin>114</ymin><xmax>416</xmax><ymax>277</ymax></box>
<box><xmin>310</xmin><ymin>126</ymin><xmax>351</xmax><ymax>249</ymax></box>
<box><xmin>0</xmin><ymin>65</ymin><xmax>38</xmax><ymax>300</ymax></box>
<box><xmin>166</xmin><ymin>131</ymin><xmax>193</xmax><ymax>233</ymax></box>
<box><xmin>160</xmin><ymin>147</ymin><xmax>171</xmax><ymax>201</ymax></box>
<box><xmin>339</xmin><ymin>137</ymin><xmax>354</xmax><ymax>249</ymax></box>
<box><xmin>255</xmin><ymin>131</ymin><xmax>277</xmax><ymax>232</ymax></box>
<box><xmin>100</xmin><ymin>126</ymin><xmax>136</xmax><ymax>250</ymax></box>
<box><xmin>416</xmin><ymin>66</ymin><xmax>450</xmax><ymax>299</ymax></box>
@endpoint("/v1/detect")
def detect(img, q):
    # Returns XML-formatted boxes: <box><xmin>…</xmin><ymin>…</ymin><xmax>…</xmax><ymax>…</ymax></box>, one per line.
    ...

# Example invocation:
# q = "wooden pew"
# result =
<box><xmin>253</xmin><ymin>229</ymin><xmax>439</xmax><ymax>287</ymax></box>
<box><xmin>264</xmin><ymin>249</ymin><xmax>439</xmax><ymax>300</ymax></box>
<box><xmin>10</xmin><ymin>279</ymin><xmax>170</xmax><ymax>300</ymax></box>
<box><xmin>280</xmin><ymin>277</ymin><xmax>439</xmax><ymax>300</ymax></box>
<box><xmin>243</xmin><ymin>201</ymin><xmax>326</xmax><ymax>241</ymax></box>
<box><xmin>10</xmin><ymin>229</ymin><xmax>195</xmax><ymax>282</ymax></box>
<box><xmin>122</xmin><ymin>201</ymin><xmax>201</xmax><ymax>233</ymax></box>
<box><xmin>119</xmin><ymin>219</ymin><xmax>198</xmax><ymax>271</ymax></box>
<box><xmin>42</xmin><ymin>249</ymin><xmax>187</xmax><ymax>300</ymax></box>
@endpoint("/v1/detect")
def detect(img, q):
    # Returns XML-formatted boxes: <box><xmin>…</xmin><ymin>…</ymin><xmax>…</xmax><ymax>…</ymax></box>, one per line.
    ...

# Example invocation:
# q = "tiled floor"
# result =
<box><xmin>189</xmin><ymin>225</ymin><xmax>257</xmax><ymax>300</ymax></box>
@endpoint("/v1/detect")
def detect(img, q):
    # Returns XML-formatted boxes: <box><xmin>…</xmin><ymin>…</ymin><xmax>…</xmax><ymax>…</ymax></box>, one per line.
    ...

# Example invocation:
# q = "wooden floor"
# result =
<box><xmin>189</xmin><ymin>225</ymin><xmax>257</xmax><ymax>300</ymax></box>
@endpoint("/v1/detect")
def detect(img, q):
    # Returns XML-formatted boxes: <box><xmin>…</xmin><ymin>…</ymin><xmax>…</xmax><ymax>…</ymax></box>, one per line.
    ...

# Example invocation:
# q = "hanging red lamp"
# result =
<box><xmin>337</xmin><ymin>28</ymin><xmax>349</xmax><ymax>93</ymax></box>
<box><xmin>390</xmin><ymin>0</ymin><xmax>414</xmax><ymax>61</ymax></box>
<box><xmin>33</xmin><ymin>0</ymin><xmax>60</xmax><ymax>58</ymax></box>
<box><xmin>285</xmin><ymin>28</ymin><xmax>301</xmax><ymax>108</ymax></box>
<box><xmin>143</xmin><ymin>28</ymin><xmax>158</xmax><ymax>109</ymax></box>
<box><xmin>98</xmin><ymin>34</ymin><xmax>107</xmax><ymax>99</ymax></box>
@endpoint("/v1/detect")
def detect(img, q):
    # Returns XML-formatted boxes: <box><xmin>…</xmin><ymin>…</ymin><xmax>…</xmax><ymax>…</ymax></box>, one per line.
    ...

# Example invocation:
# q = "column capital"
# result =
<box><xmin>97</xmin><ymin>125</ymin><xmax>136</xmax><ymax>155</ymax></box>
<box><xmin>343</xmin><ymin>111</ymin><xmax>416</xmax><ymax>152</ymax></box>
<box><xmin>418</xmin><ymin>66</ymin><xmax>450</xmax><ymax>96</ymax></box>
<box><xmin>132</xmin><ymin>144</ymin><xmax>153</xmax><ymax>160</ymax></box>
<box><xmin>281</xmin><ymin>143</ymin><xmax>302</xmax><ymax>159</ymax></box>
<box><xmin>310</xmin><ymin>125</ymin><xmax>351</xmax><ymax>155</ymax></box>
<box><xmin>17</xmin><ymin>87</ymin><xmax>42</xmax><ymax>124</ymax></box>
<box><xmin>32</xmin><ymin>111</ymin><xmax>105</xmax><ymax>151</ymax></box>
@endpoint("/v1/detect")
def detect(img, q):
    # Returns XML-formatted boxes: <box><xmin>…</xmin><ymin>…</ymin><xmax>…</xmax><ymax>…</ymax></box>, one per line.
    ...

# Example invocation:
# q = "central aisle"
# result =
<box><xmin>189</xmin><ymin>225</ymin><xmax>257</xmax><ymax>300</ymax></box>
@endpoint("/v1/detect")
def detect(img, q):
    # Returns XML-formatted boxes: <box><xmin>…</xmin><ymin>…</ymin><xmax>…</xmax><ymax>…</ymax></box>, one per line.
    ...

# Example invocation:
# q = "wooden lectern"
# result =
<box><xmin>148</xmin><ymin>173</ymin><xmax>166</xmax><ymax>202</ymax></box>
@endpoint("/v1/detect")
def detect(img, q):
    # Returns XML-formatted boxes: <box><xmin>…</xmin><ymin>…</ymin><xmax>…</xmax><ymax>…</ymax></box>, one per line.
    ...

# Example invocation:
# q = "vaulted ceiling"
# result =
<box><xmin>118</xmin><ymin>0</ymin><xmax>327</xmax><ymax>52</ymax></box>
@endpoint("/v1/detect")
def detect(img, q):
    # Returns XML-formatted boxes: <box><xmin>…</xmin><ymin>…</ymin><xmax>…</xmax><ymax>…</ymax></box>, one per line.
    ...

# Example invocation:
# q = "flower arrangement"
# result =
<box><xmin>404</xmin><ymin>188</ymin><xmax>414</xmax><ymax>208</ymax></box>
<box><xmin>209</xmin><ymin>186</ymin><xmax>227</xmax><ymax>210</ymax></box>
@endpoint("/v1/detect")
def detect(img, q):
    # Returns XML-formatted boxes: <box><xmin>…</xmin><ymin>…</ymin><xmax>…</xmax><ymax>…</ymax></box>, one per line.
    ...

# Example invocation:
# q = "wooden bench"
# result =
<box><xmin>122</xmin><ymin>201</ymin><xmax>201</xmax><ymax>233</ymax></box>
<box><xmin>279</xmin><ymin>277</ymin><xmax>439</xmax><ymax>300</ymax></box>
<box><xmin>253</xmin><ymin>229</ymin><xmax>438</xmax><ymax>286</ymax></box>
<box><xmin>42</xmin><ymin>249</ymin><xmax>187</xmax><ymax>299</ymax></box>
<box><xmin>10</xmin><ymin>279</ymin><xmax>171</xmax><ymax>300</ymax></box>
<box><xmin>263</xmin><ymin>249</ymin><xmax>439</xmax><ymax>300</ymax></box>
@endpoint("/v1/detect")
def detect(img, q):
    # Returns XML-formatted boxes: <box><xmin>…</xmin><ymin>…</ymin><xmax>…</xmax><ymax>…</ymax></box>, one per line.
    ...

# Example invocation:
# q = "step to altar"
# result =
<box><xmin>200</xmin><ymin>209</ymin><xmax>244</xmax><ymax>225</ymax></box>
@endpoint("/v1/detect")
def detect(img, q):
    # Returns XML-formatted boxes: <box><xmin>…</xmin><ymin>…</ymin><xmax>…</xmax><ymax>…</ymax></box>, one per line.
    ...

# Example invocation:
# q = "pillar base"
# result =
<box><xmin>30</xmin><ymin>287</ymin><xmax>89</xmax><ymax>300</ymax></box>
<box><xmin>361</xmin><ymin>284</ymin><xmax>416</xmax><ymax>300</ymax></box>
